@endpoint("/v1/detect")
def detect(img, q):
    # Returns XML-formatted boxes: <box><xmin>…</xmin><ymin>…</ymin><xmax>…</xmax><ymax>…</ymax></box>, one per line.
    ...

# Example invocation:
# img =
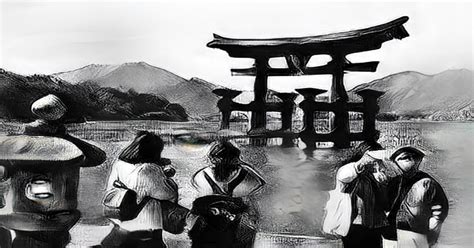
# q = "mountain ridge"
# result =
<box><xmin>54</xmin><ymin>62</ymin><xmax>220</xmax><ymax>116</ymax></box>
<box><xmin>54</xmin><ymin>62</ymin><xmax>472</xmax><ymax>121</ymax></box>
<box><xmin>0</xmin><ymin>68</ymin><xmax>188</xmax><ymax>122</ymax></box>
<box><xmin>350</xmin><ymin>69</ymin><xmax>472</xmax><ymax>120</ymax></box>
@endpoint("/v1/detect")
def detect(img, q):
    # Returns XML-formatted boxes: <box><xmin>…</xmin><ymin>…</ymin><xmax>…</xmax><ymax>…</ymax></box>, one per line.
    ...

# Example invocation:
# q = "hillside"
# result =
<box><xmin>54</xmin><ymin>62</ymin><xmax>219</xmax><ymax>116</ymax></box>
<box><xmin>0</xmin><ymin>69</ymin><xmax>188</xmax><ymax>122</ymax></box>
<box><xmin>160</xmin><ymin>77</ymin><xmax>221</xmax><ymax>116</ymax></box>
<box><xmin>350</xmin><ymin>69</ymin><xmax>473</xmax><ymax>121</ymax></box>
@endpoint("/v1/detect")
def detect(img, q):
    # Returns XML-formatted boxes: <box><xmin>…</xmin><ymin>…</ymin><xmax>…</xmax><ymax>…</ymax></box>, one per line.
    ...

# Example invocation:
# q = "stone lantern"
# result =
<box><xmin>0</xmin><ymin>94</ymin><xmax>106</xmax><ymax>248</ymax></box>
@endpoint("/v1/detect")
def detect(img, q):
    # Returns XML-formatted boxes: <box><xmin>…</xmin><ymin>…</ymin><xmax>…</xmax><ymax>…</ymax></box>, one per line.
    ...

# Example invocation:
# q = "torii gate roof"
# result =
<box><xmin>207</xmin><ymin>16</ymin><xmax>409</xmax><ymax>57</ymax></box>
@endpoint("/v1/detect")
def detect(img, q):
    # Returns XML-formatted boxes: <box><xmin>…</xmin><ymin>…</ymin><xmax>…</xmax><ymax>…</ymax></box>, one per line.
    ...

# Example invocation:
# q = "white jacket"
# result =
<box><xmin>106</xmin><ymin>160</ymin><xmax>178</xmax><ymax>231</ymax></box>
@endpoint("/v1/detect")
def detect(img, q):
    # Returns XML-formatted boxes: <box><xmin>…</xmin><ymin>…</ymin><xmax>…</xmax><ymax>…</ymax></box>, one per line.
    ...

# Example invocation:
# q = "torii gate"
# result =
<box><xmin>208</xmin><ymin>16</ymin><xmax>409</xmax><ymax>148</ymax></box>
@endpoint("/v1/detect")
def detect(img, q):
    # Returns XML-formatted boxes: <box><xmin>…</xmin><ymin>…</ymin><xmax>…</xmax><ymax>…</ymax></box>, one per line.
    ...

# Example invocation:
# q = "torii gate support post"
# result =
<box><xmin>275</xmin><ymin>92</ymin><xmax>299</xmax><ymax>147</ymax></box>
<box><xmin>296</xmin><ymin>88</ymin><xmax>328</xmax><ymax>149</ymax></box>
<box><xmin>275</xmin><ymin>92</ymin><xmax>298</xmax><ymax>131</ymax></box>
<box><xmin>250</xmin><ymin>57</ymin><xmax>270</xmax><ymax>131</ymax></box>
<box><xmin>356</xmin><ymin>89</ymin><xmax>384</xmax><ymax>142</ymax></box>
<box><xmin>330</xmin><ymin>53</ymin><xmax>351</xmax><ymax>148</ymax></box>
<box><xmin>213</xmin><ymin>89</ymin><xmax>243</xmax><ymax>130</ymax></box>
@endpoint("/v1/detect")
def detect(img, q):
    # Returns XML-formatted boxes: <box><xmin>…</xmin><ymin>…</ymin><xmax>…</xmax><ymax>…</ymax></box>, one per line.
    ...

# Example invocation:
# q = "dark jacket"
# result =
<box><xmin>337</xmin><ymin>162</ymin><xmax>390</xmax><ymax>229</ymax></box>
<box><xmin>386</xmin><ymin>171</ymin><xmax>449</xmax><ymax>240</ymax></box>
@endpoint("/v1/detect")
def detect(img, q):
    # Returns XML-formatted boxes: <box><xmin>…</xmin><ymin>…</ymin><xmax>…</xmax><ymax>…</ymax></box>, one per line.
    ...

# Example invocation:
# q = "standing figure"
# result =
<box><xmin>190</xmin><ymin>140</ymin><xmax>265</xmax><ymax>248</ymax></box>
<box><xmin>336</xmin><ymin>152</ymin><xmax>390</xmax><ymax>248</ymax></box>
<box><xmin>101</xmin><ymin>131</ymin><xmax>180</xmax><ymax>248</ymax></box>
<box><xmin>192</xmin><ymin>141</ymin><xmax>265</xmax><ymax>198</ymax></box>
<box><xmin>385</xmin><ymin>146</ymin><xmax>449</xmax><ymax>248</ymax></box>
<box><xmin>0</xmin><ymin>94</ymin><xmax>106</xmax><ymax>248</ymax></box>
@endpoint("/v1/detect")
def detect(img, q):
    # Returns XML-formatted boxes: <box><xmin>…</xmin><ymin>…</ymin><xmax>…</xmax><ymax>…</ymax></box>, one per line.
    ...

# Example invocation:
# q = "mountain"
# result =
<box><xmin>160</xmin><ymin>77</ymin><xmax>221</xmax><ymax>117</ymax></box>
<box><xmin>54</xmin><ymin>62</ymin><xmax>188</xmax><ymax>93</ymax></box>
<box><xmin>350</xmin><ymin>69</ymin><xmax>473</xmax><ymax>121</ymax></box>
<box><xmin>0</xmin><ymin>69</ymin><xmax>188</xmax><ymax>122</ymax></box>
<box><xmin>54</xmin><ymin>62</ymin><xmax>220</xmax><ymax>116</ymax></box>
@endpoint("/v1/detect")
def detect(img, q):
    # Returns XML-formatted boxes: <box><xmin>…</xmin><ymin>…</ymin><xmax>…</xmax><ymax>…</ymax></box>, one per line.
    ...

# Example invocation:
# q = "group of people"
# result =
<box><xmin>334</xmin><ymin>144</ymin><xmax>449</xmax><ymax>248</ymax></box>
<box><xmin>101</xmin><ymin>131</ymin><xmax>266</xmax><ymax>248</ymax></box>
<box><xmin>106</xmin><ymin>130</ymin><xmax>449</xmax><ymax>248</ymax></box>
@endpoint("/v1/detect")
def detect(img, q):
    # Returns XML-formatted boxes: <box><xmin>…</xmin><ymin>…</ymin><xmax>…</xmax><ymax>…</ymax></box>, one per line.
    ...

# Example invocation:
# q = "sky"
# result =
<box><xmin>0</xmin><ymin>0</ymin><xmax>472</xmax><ymax>91</ymax></box>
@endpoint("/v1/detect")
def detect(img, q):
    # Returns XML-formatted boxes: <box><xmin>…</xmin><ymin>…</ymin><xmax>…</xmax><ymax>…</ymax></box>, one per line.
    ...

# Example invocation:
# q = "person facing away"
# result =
<box><xmin>191</xmin><ymin>140</ymin><xmax>266</xmax><ymax>198</ymax></box>
<box><xmin>385</xmin><ymin>146</ymin><xmax>449</xmax><ymax>248</ymax></box>
<box><xmin>190</xmin><ymin>140</ymin><xmax>266</xmax><ymax>248</ymax></box>
<box><xmin>336</xmin><ymin>150</ymin><xmax>390</xmax><ymax>248</ymax></box>
<box><xmin>101</xmin><ymin>131</ymin><xmax>178</xmax><ymax>248</ymax></box>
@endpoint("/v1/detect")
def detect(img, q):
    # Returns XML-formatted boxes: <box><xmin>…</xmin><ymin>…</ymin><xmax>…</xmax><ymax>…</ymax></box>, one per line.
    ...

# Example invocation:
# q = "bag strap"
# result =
<box><xmin>343</xmin><ymin>178</ymin><xmax>360</xmax><ymax>195</ymax></box>
<box><xmin>203</xmin><ymin>171</ymin><xmax>228</xmax><ymax>195</ymax></box>
<box><xmin>112</xmin><ymin>179</ymin><xmax>150</xmax><ymax>216</ymax></box>
<box><xmin>226</xmin><ymin>169</ymin><xmax>248</xmax><ymax>196</ymax></box>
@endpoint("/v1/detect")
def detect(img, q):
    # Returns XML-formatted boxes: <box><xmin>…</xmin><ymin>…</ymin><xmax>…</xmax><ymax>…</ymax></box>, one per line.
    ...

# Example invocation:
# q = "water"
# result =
<box><xmin>1</xmin><ymin>120</ymin><xmax>472</xmax><ymax>247</ymax></box>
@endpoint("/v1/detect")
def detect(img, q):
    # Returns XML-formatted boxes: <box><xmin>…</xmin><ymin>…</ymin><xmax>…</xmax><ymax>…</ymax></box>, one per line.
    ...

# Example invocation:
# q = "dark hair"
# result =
<box><xmin>208</xmin><ymin>141</ymin><xmax>241</xmax><ymax>166</ymax></box>
<box><xmin>119</xmin><ymin>131</ymin><xmax>164</xmax><ymax>164</ymax></box>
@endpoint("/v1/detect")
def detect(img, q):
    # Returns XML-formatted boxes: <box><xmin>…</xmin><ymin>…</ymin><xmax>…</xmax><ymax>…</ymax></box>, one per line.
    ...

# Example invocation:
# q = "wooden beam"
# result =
<box><xmin>230</xmin><ymin>61</ymin><xmax>379</xmax><ymax>76</ymax></box>
<box><xmin>345</xmin><ymin>61</ymin><xmax>379</xmax><ymax>72</ymax></box>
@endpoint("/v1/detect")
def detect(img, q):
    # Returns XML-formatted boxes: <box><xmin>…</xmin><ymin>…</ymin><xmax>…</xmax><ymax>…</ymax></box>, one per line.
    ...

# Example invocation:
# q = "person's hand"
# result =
<box><xmin>0</xmin><ymin>166</ymin><xmax>6</xmax><ymax>181</ymax></box>
<box><xmin>373</xmin><ymin>168</ymin><xmax>388</xmax><ymax>184</ymax></box>
<box><xmin>429</xmin><ymin>205</ymin><xmax>443</xmax><ymax>240</ymax></box>
<box><xmin>163</xmin><ymin>165</ymin><xmax>176</xmax><ymax>178</ymax></box>
<box><xmin>431</xmin><ymin>205</ymin><xmax>443</xmax><ymax>218</ymax></box>
<box><xmin>429</xmin><ymin>217</ymin><xmax>442</xmax><ymax>231</ymax></box>
<box><xmin>355</xmin><ymin>153</ymin><xmax>376</xmax><ymax>173</ymax></box>
<box><xmin>428</xmin><ymin>216</ymin><xmax>442</xmax><ymax>245</ymax></box>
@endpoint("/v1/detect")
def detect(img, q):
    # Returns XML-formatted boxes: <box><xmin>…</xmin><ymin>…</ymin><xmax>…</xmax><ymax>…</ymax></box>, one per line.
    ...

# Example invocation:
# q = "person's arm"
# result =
<box><xmin>336</xmin><ymin>162</ymin><xmax>359</xmax><ymax>184</ymax></box>
<box><xmin>428</xmin><ymin>180</ymin><xmax>449</xmax><ymax>245</ymax></box>
<box><xmin>137</xmin><ymin>163</ymin><xmax>178</xmax><ymax>202</ymax></box>
<box><xmin>336</xmin><ymin>153</ymin><xmax>375</xmax><ymax>184</ymax></box>
<box><xmin>240</xmin><ymin>165</ymin><xmax>266</xmax><ymax>196</ymax></box>
<box><xmin>432</xmin><ymin>182</ymin><xmax>449</xmax><ymax>223</ymax></box>
<box><xmin>105</xmin><ymin>162</ymin><xmax>119</xmax><ymax>192</ymax></box>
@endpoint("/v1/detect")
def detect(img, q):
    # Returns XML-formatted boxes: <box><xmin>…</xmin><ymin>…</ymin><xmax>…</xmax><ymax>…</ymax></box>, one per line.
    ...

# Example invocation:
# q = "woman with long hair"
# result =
<box><xmin>101</xmin><ymin>131</ymin><xmax>178</xmax><ymax>248</ymax></box>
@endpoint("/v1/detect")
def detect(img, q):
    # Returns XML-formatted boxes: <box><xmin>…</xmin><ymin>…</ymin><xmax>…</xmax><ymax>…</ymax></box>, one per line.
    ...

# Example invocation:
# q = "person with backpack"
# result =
<box><xmin>384</xmin><ymin>146</ymin><xmax>449</xmax><ymax>248</ymax></box>
<box><xmin>190</xmin><ymin>140</ymin><xmax>266</xmax><ymax>248</ymax></box>
<box><xmin>192</xmin><ymin>141</ymin><xmax>265</xmax><ymax>198</ymax></box>
<box><xmin>101</xmin><ymin>131</ymin><xmax>184</xmax><ymax>248</ymax></box>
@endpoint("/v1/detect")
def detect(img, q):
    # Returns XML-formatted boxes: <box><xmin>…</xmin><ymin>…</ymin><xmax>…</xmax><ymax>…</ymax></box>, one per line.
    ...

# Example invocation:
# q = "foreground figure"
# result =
<box><xmin>190</xmin><ymin>140</ymin><xmax>265</xmax><ymax>248</ymax></box>
<box><xmin>336</xmin><ymin>152</ymin><xmax>390</xmax><ymax>248</ymax></box>
<box><xmin>102</xmin><ymin>131</ymin><xmax>181</xmax><ymax>248</ymax></box>
<box><xmin>385</xmin><ymin>146</ymin><xmax>449</xmax><ymax>248</ymax></box>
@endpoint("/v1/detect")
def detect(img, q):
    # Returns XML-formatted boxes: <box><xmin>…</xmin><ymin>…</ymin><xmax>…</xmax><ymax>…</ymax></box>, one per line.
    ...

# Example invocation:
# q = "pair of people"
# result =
<box><xmin>102</xmin><ymin>132</ymin><xmax>265</xmax><ymax>248</ymax></box>
<box><xmin>336</xmin><ymin>146</ymin><xmax>449</xmax><ymax>248</ymax></box>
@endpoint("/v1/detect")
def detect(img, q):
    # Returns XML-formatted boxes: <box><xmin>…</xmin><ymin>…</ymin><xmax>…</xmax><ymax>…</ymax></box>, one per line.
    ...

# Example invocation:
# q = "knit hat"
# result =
<box><xmin>389</xmin><ymin>146</ymin><xmax>425</xmax><ymax>162</ymax></box>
